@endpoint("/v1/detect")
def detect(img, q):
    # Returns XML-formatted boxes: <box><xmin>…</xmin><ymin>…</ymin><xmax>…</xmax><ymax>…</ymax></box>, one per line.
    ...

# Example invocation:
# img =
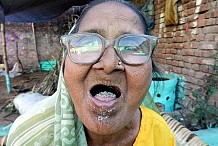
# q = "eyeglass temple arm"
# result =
<box><xmin>60</xmin><ymin>35</ymin><xmax>72</xmax><ymax>48</ymax></box>
<box><xmin>150</xmin><ymin>36</ymin><xmax>158</xmax><ymax>50</ymax></box>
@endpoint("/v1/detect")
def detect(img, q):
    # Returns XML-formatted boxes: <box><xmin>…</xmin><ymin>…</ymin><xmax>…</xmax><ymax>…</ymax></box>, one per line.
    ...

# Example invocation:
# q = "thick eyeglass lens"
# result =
<box><xmin>67</xmin><ymin>34</ymin><xmax>151</xmax><ymax>64</ymax></box>
<box><xmin>68</xmin><ymin>35</ymin><xmax>102</xmax><ymax>63</ymax></box>
<box><xmin>118</xmin><ymin>36</ymin><xmax>150</xmax><ymax>64</ymax></box>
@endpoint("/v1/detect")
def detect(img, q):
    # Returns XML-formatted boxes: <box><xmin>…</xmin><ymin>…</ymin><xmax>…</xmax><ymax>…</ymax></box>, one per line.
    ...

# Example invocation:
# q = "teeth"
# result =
<box><xmin>96</xmin><ymin>91</ymin><xmax>116</xmax><ymax>98</ymax></box>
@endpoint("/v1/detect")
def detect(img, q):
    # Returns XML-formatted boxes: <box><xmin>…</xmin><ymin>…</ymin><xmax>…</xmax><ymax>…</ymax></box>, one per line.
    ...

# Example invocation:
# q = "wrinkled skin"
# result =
<box><xmin>64</xmin><ymin>1</ymin><xmax>152</xmax><ymax>145</ymax></box>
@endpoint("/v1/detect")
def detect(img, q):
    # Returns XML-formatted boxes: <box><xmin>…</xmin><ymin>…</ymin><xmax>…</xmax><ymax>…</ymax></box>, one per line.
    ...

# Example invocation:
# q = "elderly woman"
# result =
<box><xmin>7</xmin><ymin>0</ymin><xmax>175</xmax><ymax>145</ymax></box>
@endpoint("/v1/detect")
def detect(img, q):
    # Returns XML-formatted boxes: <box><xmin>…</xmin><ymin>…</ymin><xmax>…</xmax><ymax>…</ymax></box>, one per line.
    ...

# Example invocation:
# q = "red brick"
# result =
<box><xmin>153</xmin><ymin>53</ymin><xmax>159</xmax><ymax>58</ymax></box>
<box><xmin>170</xmin><ymin>49</ymin><xmax>177</xmax><ymax>54</ymax></box>
<box><xmin>168</xmin><ymin>66</ymin><xmax>175</xmax><ymax>72</ymax></box>
<box><xmin>187</xmin><ymin>28</ymin><xmax>199</xmax><ymax>35</ymax></box>
<box><xmin>164</xmin><ymin>32</ymin><xmax>174</xmax><ymax>38</ymax></box>
<box><xmin>187</xmin><ymin>8</ymin><xmax>195</xmax><ymax>15</ymax></box>
<box><xmin>158</xmin><ymin>38</ymin><xmax>167</xmax><ymax>43</ymax></box>
<box><xmin>165</xmin><ymin>48</ymin><xmax>171</xmax><ymax>54</ymax></box>
<box><xmin>166</xmin><ymin>60</ymin><xmax>173</xmax><ymax>66</ymax></box>
<box><xmin>205</xmin><ymin>11</ymin><xmax>211</xmax><ymax>19</ymax></box>
<box><xmin>159</xmin><ymin>48</ymin><xmax>166</xmax><ymax>53</ymax></box>
<box><xmin>171</xmin><ymin>60</ymin><xmax>179</xmax><ymax>66</ymax></box>
<box><xmin>157</xmin><ymin>44</ymin><xmax>166</xmax><ymax>49</ymax></box>
<box><xmin>176</xmin><ymin>25</ymin><xmax>185</xmax><ymax>31</ymax></box>
<box><xmin>182</xmin><ymin>49</ymin><xmax>195</xmax><ymax>56</ymax></box>
<box><xmin>164</xmin><ymin>54</ymin><xmax>175</xmax><ymax>60</ymax></box>
<box><xmin>182</xmin><ymin>68</ymin><xmax>195</xmax><ymax>76</ymax></box>
<box><xmin>184</xmin><ymin>1</ymin><xmax>196</xmax><ymax>9</ymax></box>
<box><xmin>199</xmin><ymin>3</ymin><xmax>210</xmax><ymax>12</ymax></box>
<box><xmin>199</xmin><ymin>65</ymin><xmax>209</xmax><ymax>72</ymax></box>
<box><xmin>205</xmin><ymin>18</ymin><xmax>217</xmax><ymax>26</ymax></box>
<box><xmin>183</xmin><ymin>56</ymin><xmax>197</xmax><ymax>63</ymax></box>
<box><xmin>173</xmin><ymin>44</ymin><xmax>184</xmax><ymax>49</ymax></box>
<box><xmin>178</xmin><ymin>61</ymin><xmax>184</xmax><ymax>67</ymax></box>
<box><xmin>210</xmin><ymin>9</ymin><xmax>218</xmax><ymax>18</ymax></box>
<box><xmin>196</xmin><ymin>58</ymin><xmax>204</xmax><ymax>64</ymax></box>
<box><xmin>198</xmin><ymin>42</ymin><xmax>218</xmax><ymax>50</ymax></box>
<box><xmin>199</xmin><ymin>14</ymin><xmax>206</xmax><ymax>19</ymax></box>
<box><xmin>157</xmin><ymin>59</ymin><xmax>167</xmax><ymax>64</ymax></box>
<box><xmin>172</xmin><ymin>67</ymin><xmax>182</xmax><ymax>74</ymax></box>
<box><xmin>189</xmin><ymin>35</ymin><xmax>197</xmax><ymax>41</ymax></box>
<box><xmin>197</xmin><ymin>79</ymin><xmax>206</xmax><ymax>86</ymax></box>
<box><xmin>181</xmin><ymin>0</ymin><xmax>190</xmax><ymax>4</ymax></box>
<box><xmin>188</xmin><ymin>77</ymin><xmax>199</xmax><ymax>85</ymax></box>
<box><xmin>195</xmin><ymin>72</ymin><xmax>207</xmax><ymax>79</ymax></box>
<box><xmin>184</xmin><ymin>43</ymin><xmax>191</xmax><ymax>49</ymax></box>
<box><xmin>175</xmin><ymin>30</ymin><xmax>185</xmax><ymax>37</ymax></box>
<box><xmin>215</xmin><ymin>35</ymin><xmax>218</xmax><ymax>42</ymax></box>
<box><xmin>196</xmin><ymin>35</ymin><xmax>205</xmax><ymax>41</ymax></box>
<box><xmin>168</xmin><ymin>43</ymin><xmax>174</xmax><ymax>49</ymax></box>
<box><xmin>159</xmin><ymin>1</ymin><xmax>165</xmax><ymax>8</ymax></box>
<box><xmin>192</xmin><ymin>64</ymin><xmax>200</xmax><ymax>71</ymax></box>
<box><xmin>183</xmin><ymin>36</ymin><xmax>190</xmax><ymax>42</ymax></box>
<box><xmin>187</xmin><ymin>14</ymin><xmax>198</xmax><ymax>22</ymax></box>
<box><xmin>183</xmin><ymin>42</ymin><xmax>198</xmax><ymax>49</ymax></box>
<box><xmin>166</xmin><ymin>38</ymin><xmax>175</xmax><ymax>43</ymax></box>
<box><xmin>198</xmin><ymin>19</ymin><xmax>205</xmax><ymax>27</ymax></box>
<box><xmin>184</xmin><ymin>63</ymin><xmax>192</xmax><ymax>68</ymax></box>
<box><xmin>197</xmin><ymin>58</ymin><xmax>215</xmax><ymax>65</ymax></box>
<box><xmin>202</xmin><ymin>0</ymin><xmax>211</xmax><ymax>4</ymax></box>
<box><xmin>174</xmin><ymin>37</ymin><xmax>184</xmax><ymax>43</ymax></box>
<box><xmin>205</xmin><ymin>34</ymin><xmax>215</xmax><ymax>41</ymax></box>
<box><xmin>194</xmin><ymin>50</ymin><xmax>203</xmax><ymax>57</ymax></box>
<box><xmin>202</xmin><ymin>51</ymin><xmax>213</xmax><ymax>57</ymax></box>
<box><xmin>175</xmin><ymin>56</ymin><xmax>183</xmax><ymax>61</ymax></box>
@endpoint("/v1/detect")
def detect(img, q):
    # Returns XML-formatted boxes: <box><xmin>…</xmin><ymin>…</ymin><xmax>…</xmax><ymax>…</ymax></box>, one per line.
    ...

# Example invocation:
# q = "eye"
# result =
<box><xmin>70</xmin><ymin>36</ymin><xmax>97</xmax><ymax>47</ymax></box>
<box><xmin>122</xmin><ymin>46</ymin><xmax>138</xmax><ymax>51</ymax></box>
<box><xmin>69</xmin><ymin>35</ymin><xmax>102</xmax><ymax>53</ymax></box>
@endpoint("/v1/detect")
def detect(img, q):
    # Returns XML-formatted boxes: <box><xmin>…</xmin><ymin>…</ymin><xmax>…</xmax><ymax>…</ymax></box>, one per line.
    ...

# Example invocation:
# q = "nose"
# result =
<box><xmin>92</xmin><ymin>46</ymin><xmax>124</xmax><ymax>74</ymax></box>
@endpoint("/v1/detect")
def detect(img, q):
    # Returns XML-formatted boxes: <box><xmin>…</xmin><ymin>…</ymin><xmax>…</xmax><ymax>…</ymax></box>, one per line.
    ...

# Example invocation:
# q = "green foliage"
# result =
<box><xmin>2</xmin><ymin>101</ymin><xmax>17</xmax><ymax>114</ymax></box>
<box><xmin>175</xmin><ymin>55</ymin><xmax>218</xmax><ymax>131</ymax></box>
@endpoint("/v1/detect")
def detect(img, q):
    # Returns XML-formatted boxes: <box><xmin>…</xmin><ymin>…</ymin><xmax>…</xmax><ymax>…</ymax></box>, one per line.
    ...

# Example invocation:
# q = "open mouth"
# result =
<box><xmin>90</xmin><ymin>84</ymin><xmax>121</xmax><ymax>101</ymax></box>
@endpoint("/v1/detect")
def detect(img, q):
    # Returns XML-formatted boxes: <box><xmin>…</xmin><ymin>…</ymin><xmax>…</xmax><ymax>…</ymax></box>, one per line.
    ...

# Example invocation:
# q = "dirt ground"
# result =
<box><xmin>0</xmin><ymin>71</ymin><xmax>48</xmax><ymax>126</ymax></box>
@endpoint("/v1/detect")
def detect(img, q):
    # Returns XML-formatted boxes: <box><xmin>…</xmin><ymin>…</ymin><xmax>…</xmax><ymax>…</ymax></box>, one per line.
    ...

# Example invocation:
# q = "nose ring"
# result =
<box><xmin>118</xmin><ymin>61</ymin><xmax>122</xmax><ymax>65</ymax></box>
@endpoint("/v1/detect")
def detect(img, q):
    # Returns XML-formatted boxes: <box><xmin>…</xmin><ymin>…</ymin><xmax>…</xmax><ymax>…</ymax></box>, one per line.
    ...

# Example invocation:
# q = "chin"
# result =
<box><xmin>81</xmin><ymin>104</ymin><xmax>133</xmax><ymax>135</ymax></box>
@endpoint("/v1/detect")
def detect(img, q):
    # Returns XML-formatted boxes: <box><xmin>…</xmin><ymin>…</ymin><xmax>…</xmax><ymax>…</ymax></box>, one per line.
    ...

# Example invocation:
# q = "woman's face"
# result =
<box><xmin>64</xmin><ymin>2</ymin><xmax>152</xmax><ymax>135</ymax></box>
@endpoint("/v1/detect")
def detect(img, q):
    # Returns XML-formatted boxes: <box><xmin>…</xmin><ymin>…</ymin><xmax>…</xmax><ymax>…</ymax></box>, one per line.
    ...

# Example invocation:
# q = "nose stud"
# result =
<box><xmin>118</xmin><ymin>61</ymin><xmax>122</xmax><ymax>65</ymax></box>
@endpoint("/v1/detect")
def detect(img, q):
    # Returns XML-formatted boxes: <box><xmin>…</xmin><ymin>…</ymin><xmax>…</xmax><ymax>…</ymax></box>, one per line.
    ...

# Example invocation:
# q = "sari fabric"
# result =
<box><xmin>7</xmin><ymin>70</ymin><xmax>175</xmax><ymax>146</ymax></box>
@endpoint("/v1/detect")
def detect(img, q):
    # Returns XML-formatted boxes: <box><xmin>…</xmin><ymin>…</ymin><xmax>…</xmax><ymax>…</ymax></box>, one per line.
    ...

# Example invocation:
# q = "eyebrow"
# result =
<box><xmin>83</xmin><ymin>29</ymin><xmax>133</xmax><ymax>37</ymax></box>
<box><xmin>85</xmin><ymin>29</ymin><xmax>104</xmax><ymax>34</ymax></box>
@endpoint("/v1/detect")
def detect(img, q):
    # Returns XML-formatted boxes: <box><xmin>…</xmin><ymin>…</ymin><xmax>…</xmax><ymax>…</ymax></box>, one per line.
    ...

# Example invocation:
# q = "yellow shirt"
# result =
<box><xmin>133</xmin><ymin>106</ymin><xmax>176</xmax><ymax>146</ymax></box>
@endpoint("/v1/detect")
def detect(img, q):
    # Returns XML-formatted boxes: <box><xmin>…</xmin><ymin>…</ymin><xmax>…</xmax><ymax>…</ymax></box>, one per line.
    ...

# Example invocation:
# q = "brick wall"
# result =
<box><xmin>0</xmin><ymin>1</ymin><xmax>217</xmax><ymax>95</ymax></box>
<box><xmin>152</xmin><ymin>0</ymin><xmax>218</xmax><ymax>97</ymax></box>
<box><xmin>0</xmin><ymin>9</ymin><xmax>77</xmax><ymax>72</ymax></box>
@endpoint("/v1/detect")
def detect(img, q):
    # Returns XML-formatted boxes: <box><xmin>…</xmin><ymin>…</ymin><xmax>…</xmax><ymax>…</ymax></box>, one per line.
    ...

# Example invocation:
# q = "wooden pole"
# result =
<box><xmin>31</xmin><ymin>23</ymin><xmax>40</xmax><ymax>70</ymax></box>
<box><xmin>1</xmin><ymin>22</ymin><xmax>12</xmax><ymax>93</ymax></box>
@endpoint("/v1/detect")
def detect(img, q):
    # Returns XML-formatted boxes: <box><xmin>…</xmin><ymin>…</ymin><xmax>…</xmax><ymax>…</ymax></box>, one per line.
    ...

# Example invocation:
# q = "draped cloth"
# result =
<box><xmin>7</xmin><ymin>67</ymin><xmax>173</xmax><ymax>146</ymax></box>
<box><xmin>7</xmin><ymin>68</ymin><xmax>88</xmax><ymax>145</ymax></box>
<box><xmin>165</xmin><ymin>0</ymin><xmax>179</xmax><ymax>26</ymax></box>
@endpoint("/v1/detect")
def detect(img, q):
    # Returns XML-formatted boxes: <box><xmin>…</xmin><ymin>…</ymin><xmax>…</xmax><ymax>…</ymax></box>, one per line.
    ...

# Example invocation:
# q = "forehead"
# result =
<box><xmin>78</xmin><ymin>1</ymin><xmax>144</xmax><ymax>36</ymax></box>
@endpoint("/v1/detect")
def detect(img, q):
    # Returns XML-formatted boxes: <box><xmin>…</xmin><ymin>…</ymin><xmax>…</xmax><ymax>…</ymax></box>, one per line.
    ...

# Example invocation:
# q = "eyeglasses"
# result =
<box><xmin>60</xmin><ymin>32</ymin><xmax>158</xmax><ymax>65</ymax></box>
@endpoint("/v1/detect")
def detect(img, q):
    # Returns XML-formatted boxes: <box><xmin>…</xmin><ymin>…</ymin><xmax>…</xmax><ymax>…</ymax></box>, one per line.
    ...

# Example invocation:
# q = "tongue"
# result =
<box><xmin>94</xmin><ymin>91</ymin><xmax>116</xmax><ymax>102</ymax></box>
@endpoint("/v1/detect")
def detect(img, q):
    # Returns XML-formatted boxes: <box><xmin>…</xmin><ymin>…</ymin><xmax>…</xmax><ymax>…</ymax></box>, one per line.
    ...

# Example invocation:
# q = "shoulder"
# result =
<box><xmin>140</xmin><ymin>105</ymin><xmax>173</xmax><ymax>132</ymax></box>
<box><xmin>136</xmin><ymin>106</ymin><xmax>176</xmax><ymax>146</ymax></box>
<box><xmin>140</xmin><ymin>105</ymin><xmax>168</xmax><ymax>125</ymax></box>
<box><xmin>7</xmin><ymin>95</ymin><xmax>56</xmax><ymax>146</ymax></box>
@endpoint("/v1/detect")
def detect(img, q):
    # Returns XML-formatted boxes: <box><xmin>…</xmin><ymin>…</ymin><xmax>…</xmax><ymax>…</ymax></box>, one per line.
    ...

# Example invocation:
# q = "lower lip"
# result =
<box><xmin>89</xmin><ymin>95</ymin><xmax>119</xmax><ymax>111</ymax></box>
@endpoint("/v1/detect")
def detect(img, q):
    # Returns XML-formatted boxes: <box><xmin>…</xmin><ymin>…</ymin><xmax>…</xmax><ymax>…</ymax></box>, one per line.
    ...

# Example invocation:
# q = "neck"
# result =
<box><xmin>85</xmin><ymin>109</ymin><xmax>141</xmax><ymax>146</ymax></box>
